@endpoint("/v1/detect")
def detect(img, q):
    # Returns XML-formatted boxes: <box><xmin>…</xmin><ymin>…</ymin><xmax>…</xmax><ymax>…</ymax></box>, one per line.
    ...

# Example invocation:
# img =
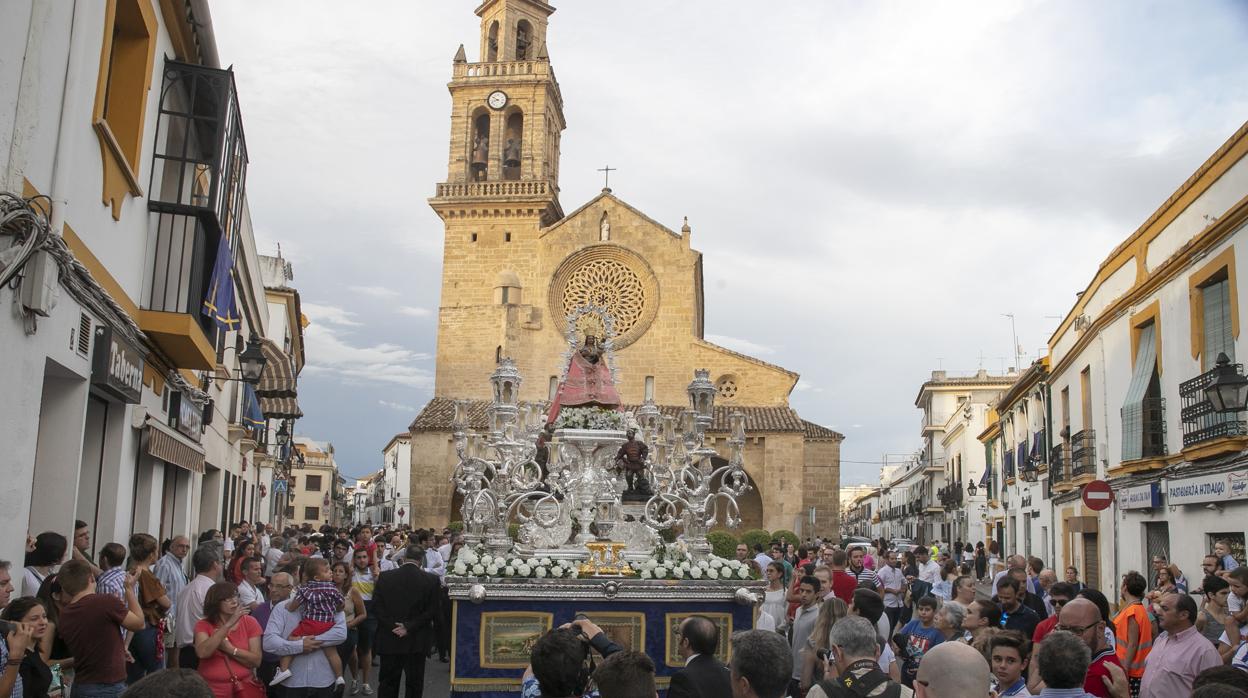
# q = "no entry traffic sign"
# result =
<box><xmin>1082</xmin><ymin>479</ymin><xmax>1114</xmax><ymax>511</ymax></box>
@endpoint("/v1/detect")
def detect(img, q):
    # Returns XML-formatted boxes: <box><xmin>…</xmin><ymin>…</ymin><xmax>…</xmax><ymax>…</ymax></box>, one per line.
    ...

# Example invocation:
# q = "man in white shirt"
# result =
<box><xmin>753</xmin><ymin>543</ymin><xmax>773</xmax><ymax>574</ymax></box>
<box><xmin>263</xmin><ymin>536</ymin><xmax>286</xmax><ymax>576</ymax></box>
<box><xmin>175</xmin><ymin>545</ymin><xmax>222</xmax><ymax>669</ymax></box>
<box><xmin>916</xmin><ymin>548</ymin><xmax>942</xmax><ymax>587</ymax></box>
<box><xmin>237</xmin><ymin>557</ymin><xmax>265</xmax><ymax>610</ymax></box>
<box><xmin>993</xmin><ymin>555</ymin><xmax>1026</xmax><ymax>597</ymax></box>
<box><xmin>877</xmin><ymin>551</ymin><xmax>907</xmax><ymax>634</ymax></box>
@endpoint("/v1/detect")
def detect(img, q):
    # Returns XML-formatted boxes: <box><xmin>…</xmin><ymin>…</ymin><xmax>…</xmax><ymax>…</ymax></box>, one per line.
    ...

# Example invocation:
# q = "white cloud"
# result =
<box><xmin>378</xmin><ymin>400</ymin><xmax>416</xmax><ymax>412</ymax></box>
<box><xmin>303</xmin><ymin>323</ymin><xmax>432</xmax><ymax>389</ymax></box>
<box><xmin>349</xmin><ymin>285</ymin><xmax>400</xmax><ymax>298</ymax></box>
<box><xmin>302</xmin><ymin>302</ymin><xmax>361</xmax><ymax>327</ymax></box>
<box><xmin>397</xmin><ymin>306</ymin><xmax>432</xmax><ymax>317</ymax></box>
<box><xmin>209</xmin><ymin>0</ymin><xmax>1248</xmax><ymax>484</ymax></box>
<box><xmin>705</xmin><ymin>334</ymin><xmax>777</xmax><ymax>356</ymax></box>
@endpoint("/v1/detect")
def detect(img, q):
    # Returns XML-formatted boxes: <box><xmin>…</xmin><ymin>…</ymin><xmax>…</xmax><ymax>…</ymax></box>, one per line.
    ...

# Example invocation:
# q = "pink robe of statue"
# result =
<box><xmin>547</xmin><ymin>352</ymin><xmax>622</xmax><ymax>425</ymax></box>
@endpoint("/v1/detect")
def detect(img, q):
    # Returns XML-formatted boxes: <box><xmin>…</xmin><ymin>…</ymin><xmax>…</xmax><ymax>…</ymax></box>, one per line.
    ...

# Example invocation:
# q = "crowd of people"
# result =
<box><xmin>4</xmin><ymin>525</ymin><xmax>1248</xmax><ymax>698</ymax></box>
<box><xmin>516</xmin><ymin>536</ymin><xmax>1248</xmax><ymax>698</ymax></box>
<box><xmin>1</xmin><ymin>520</ymin><xmax>455</xmax><ymax>697</ymax></box>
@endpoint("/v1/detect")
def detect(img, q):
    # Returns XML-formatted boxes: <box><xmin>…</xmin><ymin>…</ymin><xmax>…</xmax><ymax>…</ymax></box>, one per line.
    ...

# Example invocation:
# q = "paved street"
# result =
<box><xmin>352</xmin><ymin>656</ymin><xmax>451</xmax><ymax>695</ymax></box>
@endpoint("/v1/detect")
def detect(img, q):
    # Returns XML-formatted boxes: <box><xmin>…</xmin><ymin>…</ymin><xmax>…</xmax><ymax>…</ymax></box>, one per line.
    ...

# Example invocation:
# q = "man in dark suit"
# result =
<box><xmin>372</xmin><ymin>544</ymin><xmax>442</xmax><ymax>698</ymax></box>
<box><xmin>667</xmin><ymin>615</ymin><xmax>732</xmax><ymax>698</ymax></box>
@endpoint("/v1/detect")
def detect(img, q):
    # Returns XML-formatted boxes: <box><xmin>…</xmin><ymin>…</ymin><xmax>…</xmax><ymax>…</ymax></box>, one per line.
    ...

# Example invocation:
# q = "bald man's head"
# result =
<box><xmin>1058</xmin><ymin>598</ymin><xmax>1104</xmax><ymax>652</ymax></box>
<box><xmin>914</xmin><ymin>641</ymin><xmax>990</xmax><ymax>698</ymax></box>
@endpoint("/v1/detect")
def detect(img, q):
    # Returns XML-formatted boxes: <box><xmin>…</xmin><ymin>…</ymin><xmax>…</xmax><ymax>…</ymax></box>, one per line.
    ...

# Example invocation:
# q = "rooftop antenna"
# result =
<box><xmin>1002</xmin><ymin>313</ymin><xmax>1021</xmax><ymax>373</ymax></box>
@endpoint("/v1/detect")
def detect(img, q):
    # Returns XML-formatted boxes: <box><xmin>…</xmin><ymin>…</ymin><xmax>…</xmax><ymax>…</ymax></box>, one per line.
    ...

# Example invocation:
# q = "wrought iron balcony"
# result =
<box><xmin>142</xmin><ymin>59</ymin><xmax>249</xmax><ymax>368</ymax></box>
<box><xmin>1049</xmin><ymin>444</ymin><xmax>1069</xmax><ymax>481</ymax></box>
<box><xmin>1180</xmin><ymin>364</ymin><xmax>1248</xmax><ymax>447</ymax></box>
<box><xmin>1141</xmin><ymin>397</ymin><xmax>1168</xmax><ymax>458</ymax></box>
<box><xmin>1071</xmin><ymin>429</ymin><xmax>1096</xmax><ymax>477</ymax></box>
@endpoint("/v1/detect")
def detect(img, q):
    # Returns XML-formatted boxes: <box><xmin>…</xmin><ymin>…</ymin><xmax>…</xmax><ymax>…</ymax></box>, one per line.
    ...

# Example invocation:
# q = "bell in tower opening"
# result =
<box><xmin>516</xmin><ymin>19</ymin><xmax>531</xmax><ymax>60</ymax></box>
<box><xmin>471</xmin><ymin>113</ymin><xmax>490</xmax><ymax>181</ymax></box>
<box><xmin>503</xmin><ymin>111</ymin><xmax>523</xmax><ymax>178</ymax></box>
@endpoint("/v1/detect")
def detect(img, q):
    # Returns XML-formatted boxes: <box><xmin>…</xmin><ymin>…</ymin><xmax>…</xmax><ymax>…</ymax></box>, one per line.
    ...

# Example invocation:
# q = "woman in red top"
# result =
<box><xmin>195</xmin><ymin>582</ymin><xmax>265</xmax><ymax>698</ymax></box>
<box><xmin>227</xmin><ymin>539</ymin><xmax>256</xmax><ymax>584</ymax></box>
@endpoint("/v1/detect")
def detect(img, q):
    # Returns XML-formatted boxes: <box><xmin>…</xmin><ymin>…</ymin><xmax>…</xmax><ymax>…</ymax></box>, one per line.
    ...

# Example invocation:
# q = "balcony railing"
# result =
<box><xmin>1180</xmin><ymin>364</ymin><xmax>1248</xmax><ymax>447</ymax></box>
<box><xmin>144</xmin><ymin>59</ymin><xmax>248</xmax><ymax>338</ymax></box>
<box><xmin>1050</xmin><ymin>444</ymin><xmax>1069</xmax><ymax>480</ymax></box>
<box><xmin>1142</xmin><ymin>397</ymin><xmax>1168</xmax><ymax>458</ymax></box>
<box><xmin>1071</xmin><ymin>429</ymin><xmax>1096</xmax><ymax>477</ymax></box>
<box><xmin>434</xmin><ymin>179</ymin><xmax>553</xmax><ymax>199</ymax></box>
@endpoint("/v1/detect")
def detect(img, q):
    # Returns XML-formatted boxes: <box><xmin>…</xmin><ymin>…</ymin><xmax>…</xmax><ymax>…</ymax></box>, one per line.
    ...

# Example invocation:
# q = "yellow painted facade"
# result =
<box><xmin>409</xmin><ymin>0</ymin><xmax>842</xmax><ymax>535</ymax></box>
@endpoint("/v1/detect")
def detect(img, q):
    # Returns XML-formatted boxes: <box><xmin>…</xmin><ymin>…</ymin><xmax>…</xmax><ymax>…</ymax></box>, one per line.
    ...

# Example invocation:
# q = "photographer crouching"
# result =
<box><xmin>521</xmin><ymin>617</ymin><xmax>627</xmax><ymax>698</ymax></box>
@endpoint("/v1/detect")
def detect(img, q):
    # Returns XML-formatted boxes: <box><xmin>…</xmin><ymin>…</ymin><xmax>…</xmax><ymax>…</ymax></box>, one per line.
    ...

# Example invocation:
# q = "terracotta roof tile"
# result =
<box><xmin>408</xmin><ymin>397</ymin><xmax>833</xmax><ymax>437</ymax></box>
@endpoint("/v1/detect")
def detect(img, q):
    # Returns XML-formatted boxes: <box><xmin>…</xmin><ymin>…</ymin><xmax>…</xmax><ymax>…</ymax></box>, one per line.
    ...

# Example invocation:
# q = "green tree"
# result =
<box><xmin>707</xmin><ymin>530</ymin><xmax>739</xmax><ymax>559</ymax></box>
<box><xmin>772</xmin><ymin>529</ymin><xmax>799</xmax><ymax>549</ymax></box>
<box><xmin>739</xmin><ymin>529</ymin><xmax>771</xmax><ymax>551</ymax></box>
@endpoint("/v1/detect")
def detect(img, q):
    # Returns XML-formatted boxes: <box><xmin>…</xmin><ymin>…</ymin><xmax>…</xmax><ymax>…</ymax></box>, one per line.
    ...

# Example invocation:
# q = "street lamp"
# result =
<box><xmin>237</xmin><ymin>335</ymin><xmax>267</xmax><ymax>384</ymax></box>
<box><xmin>1204</xmin><ymin>353</ymin><xmax>1248</xmax><ymax>413</ymax></box>
<box><xmin>275</xmin><ymin>421</ymin><xmax>291</xmax><ymax>447</ymax></box>
<box><xmin>966</xmin><ymin>480</ymin><xmax>978</xmax><ymax>497</ymax></box>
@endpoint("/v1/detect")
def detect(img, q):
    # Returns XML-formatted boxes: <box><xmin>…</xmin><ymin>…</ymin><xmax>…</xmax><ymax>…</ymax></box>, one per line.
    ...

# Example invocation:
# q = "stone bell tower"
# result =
<box><xmin>428</xmin><ymin>0</ymin><xmax>567</xmax><ymax>400</ymax></box>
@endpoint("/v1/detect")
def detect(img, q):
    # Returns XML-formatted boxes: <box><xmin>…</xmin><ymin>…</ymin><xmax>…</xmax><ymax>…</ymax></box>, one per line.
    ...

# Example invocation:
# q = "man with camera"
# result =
<box><xmin>807</xmin><ymin>615</ymin><xmax>912</xmax><ymax>698</ymax></box>
<box><xmin>522</xmin><ymin>617</ymin><xmax>623</xmax><ymax>698</ymax></box>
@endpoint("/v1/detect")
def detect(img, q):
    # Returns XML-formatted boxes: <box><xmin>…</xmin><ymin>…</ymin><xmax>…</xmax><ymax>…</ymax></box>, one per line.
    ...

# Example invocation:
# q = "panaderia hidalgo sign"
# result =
<box><xmin>1166</xmin><ymin>471</ymin><xmax>1248</xmax><ymax>506</ymax></box>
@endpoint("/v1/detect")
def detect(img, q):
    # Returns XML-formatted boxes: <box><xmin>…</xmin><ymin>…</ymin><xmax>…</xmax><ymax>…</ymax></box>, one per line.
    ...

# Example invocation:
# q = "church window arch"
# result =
<box><xmin>644</xmin><ymin>376</ymin><xmax>654</xmax><ymax>401</ymax></box>
<box><xmin>470</xmin><ymin>109</ymin><xmax>491</xmax><ymax>181</ymax></box>
<box><xmin>487</xmin><ymin>20</ymin><xmax>499</xmax><ymax>62</ymax></box>
<box><xmin>495</xmin><ymin>346</ymin><xmax>502</xmax><ymax>364</ymax></box>
<box><xmin>502</xmin><ymin>109</ymin><xmax>523</xmax><ymax>180</ymax></box>
<box><xmin>516</xmin><ymin>20</ymin><xmax>532</xmax><ymax>60</ymax></box>
<box><xmin>549</xmin><ymin>376</ymin><xmax>558</xmax><ymax>401</ymax></box>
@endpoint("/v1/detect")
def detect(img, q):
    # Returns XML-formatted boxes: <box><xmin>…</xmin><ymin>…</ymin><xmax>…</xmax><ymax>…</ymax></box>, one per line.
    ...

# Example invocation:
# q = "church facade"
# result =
<box><xmin>408</xmin><ymin>0</ymin><xmax>842</xmax><ymax>536</ymax></box>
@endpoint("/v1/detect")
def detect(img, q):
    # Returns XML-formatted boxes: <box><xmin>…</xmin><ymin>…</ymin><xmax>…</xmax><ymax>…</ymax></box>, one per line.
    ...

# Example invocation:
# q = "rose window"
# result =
<box><xmin>549</xmin><ymin>245</ymin><xmax>659</xmax><ymax>349</ymax></box>
<box><xmin>717</xmin><ymin>376</ymin><xmax>738</xmax><ymax>399</ymax></box>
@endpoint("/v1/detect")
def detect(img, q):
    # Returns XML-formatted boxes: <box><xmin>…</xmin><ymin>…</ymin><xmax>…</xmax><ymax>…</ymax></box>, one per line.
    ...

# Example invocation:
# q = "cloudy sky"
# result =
<box><xmin>211</xmin><ymin>1</ymin><xmax>1248</xmax><ymax>484</ymax></box>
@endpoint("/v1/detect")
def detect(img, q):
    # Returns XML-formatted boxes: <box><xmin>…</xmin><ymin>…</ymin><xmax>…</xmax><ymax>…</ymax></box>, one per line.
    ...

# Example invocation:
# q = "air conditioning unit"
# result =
<box><xmin>1073</xmin><ymin>314</ymin><xmax>1092</xmax><ymax>332</ymax></box>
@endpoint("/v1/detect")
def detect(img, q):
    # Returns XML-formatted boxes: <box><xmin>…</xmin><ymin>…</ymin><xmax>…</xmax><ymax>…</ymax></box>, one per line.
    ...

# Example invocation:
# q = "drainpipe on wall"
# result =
<box><xmin>1044</xmin><ymin>380</ymin><xmax>1056</xmax><ymax>568</ymax></box>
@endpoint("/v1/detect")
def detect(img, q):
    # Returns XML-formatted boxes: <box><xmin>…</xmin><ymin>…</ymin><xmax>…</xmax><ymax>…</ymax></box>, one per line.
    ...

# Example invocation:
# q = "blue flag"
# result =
<box><xmin>202</xmin><ymin>233</ymin><xmax>240</xmax><ymax>332</ymax></box>
<box><xmin>243</xmin><ymin>383</ymin><xmax>265</xmax><ymax>431</ymax></box>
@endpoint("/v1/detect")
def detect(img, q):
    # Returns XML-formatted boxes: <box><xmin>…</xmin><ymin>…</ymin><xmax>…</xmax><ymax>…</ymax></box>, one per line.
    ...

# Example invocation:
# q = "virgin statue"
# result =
<box><xmin>547</xmin><ymin>335</ymin><xmax>622</xmax><ymax>425</ymax></box>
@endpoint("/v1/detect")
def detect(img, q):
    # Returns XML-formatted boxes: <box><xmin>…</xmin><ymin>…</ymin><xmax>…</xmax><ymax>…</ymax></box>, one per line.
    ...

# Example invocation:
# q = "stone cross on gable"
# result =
<box><xmin>597</xmin><ymin>165</ymin><xmax>616</xmax><ymax>191</ymax></box>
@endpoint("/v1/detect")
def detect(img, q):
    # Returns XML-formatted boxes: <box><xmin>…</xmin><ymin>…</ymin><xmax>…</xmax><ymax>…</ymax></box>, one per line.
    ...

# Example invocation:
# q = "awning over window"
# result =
<box><xmin>145</xmin><ymin>417</ymin><xmax>206</xmax><ymax>473</ymax></box>
<box><xmin>256</xmin><ymin>338</ymin><xmax>302</xmax><ymax>418</ymax></box>
<box><xmin>1122</xmin><ymin>323</ymin><xmax>1157</xmax><ymax>461</ymax></box>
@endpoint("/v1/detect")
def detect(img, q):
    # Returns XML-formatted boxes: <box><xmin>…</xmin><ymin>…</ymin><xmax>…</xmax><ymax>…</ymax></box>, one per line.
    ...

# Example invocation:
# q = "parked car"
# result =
<box><xmin>889</xmin><ymin>539</ymin><xmax>921</xmax><ymax>553</ymax></box>
<box><xmin>844</xmin><ymin>537</ymin><xmax>874</xmax><ymax>553</ymax></box>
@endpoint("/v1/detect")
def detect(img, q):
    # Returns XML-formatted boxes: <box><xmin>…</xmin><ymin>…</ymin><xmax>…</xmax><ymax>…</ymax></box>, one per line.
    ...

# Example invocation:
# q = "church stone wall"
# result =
<box><xmin>802</xmin><ymin>438</ymin><xmax>843</xmax><ymax>539</ymax></box>
<box><xmin>434</xmin><ymin>195</ymin><xmax>798</xmax><ymax>406</ymax></box>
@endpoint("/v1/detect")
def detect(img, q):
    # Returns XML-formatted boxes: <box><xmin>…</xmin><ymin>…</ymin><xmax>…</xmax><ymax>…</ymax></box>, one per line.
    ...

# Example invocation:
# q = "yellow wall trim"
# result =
<box><xmin>1050</xmin><ymin>120</ymin><xmax>1248</xmax><ymax>349</ymax></box>
<box><xmin>1179</xmin><ymin>435</ymin><xmax>1248</xmax><ymax>463</ymax></box>
<box><xmin>1107</xmin><ymin>457</ymin><xmax>1167</xmax><ymax>479</ymax></box>
<box><xmin>1049</xmin><ymin>193</ymin><xmax>1248</xmax><ymax>379</ymax></box>
<box><xmin>60</xmin><ymin>222</ymin><xmax>140</xmax><ymax>319</ymax></box>
<box><xmin>1188</xmin><ymin>245</ymin><xmax>1239</xmax><ymax>363</ymax></box>
<box><xmin>92</xmin><ymin>0</ymin><xmax>158</xmax><ymax>220</ymax></box>
<box><xmin>1130</xmin><ymin>300</ymin><xmax>1163</xmax><ymax>375</ymax></box>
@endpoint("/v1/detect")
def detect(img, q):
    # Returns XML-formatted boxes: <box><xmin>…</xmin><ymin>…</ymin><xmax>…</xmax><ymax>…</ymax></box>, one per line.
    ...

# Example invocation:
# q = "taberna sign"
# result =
<box><xmin>91</xmin><ymin>326</ymin><xmax>144</xmax><ymax>404</ymax></box>
<box><xmin>168</xmin><ymin>391</ymin><xmax>204</xmax><ymax>443</ymax></box>
<box><xmin>1166</xmin><ymin>471</ymin><xmax>1248</xmax><ymax>506</ymax></box>
<box><xmin>1119</xmin><ymin>482</ymin><xmax>1162</xmax><ymax>510</ymax></box>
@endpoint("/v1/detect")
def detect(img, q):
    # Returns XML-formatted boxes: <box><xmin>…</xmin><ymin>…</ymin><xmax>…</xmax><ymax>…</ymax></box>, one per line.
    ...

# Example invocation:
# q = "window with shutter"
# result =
<box><xmin>1121</xmin><ymin>323</ymin><xmax>1157</xmax><ymax>461</ymax></box>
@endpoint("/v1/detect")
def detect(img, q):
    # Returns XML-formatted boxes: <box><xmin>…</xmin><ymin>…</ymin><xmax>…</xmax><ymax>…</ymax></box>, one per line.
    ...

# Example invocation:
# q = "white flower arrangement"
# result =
<box><xmin>554</xmin><ymin>406</ymin><xmax>626</xmax><ymax>431</ymax></box>
<box><xmin>448</xmin><ymin>543</ymin><xmax>760</xmax><ymax>581</ymax></box>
